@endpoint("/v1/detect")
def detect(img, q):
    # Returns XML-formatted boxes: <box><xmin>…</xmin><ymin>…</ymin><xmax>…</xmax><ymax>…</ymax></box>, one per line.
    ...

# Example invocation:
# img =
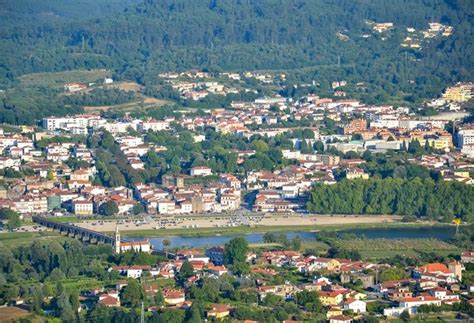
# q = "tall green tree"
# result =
<box><xmin>120</xmin><ymin>280</ymin><xmax>145</xmax><ymax>308</ymax></box>
<box><xmin>224</xmin><ymin>237</ymin><xmax>249</xmax><ymax>275</ymax></box>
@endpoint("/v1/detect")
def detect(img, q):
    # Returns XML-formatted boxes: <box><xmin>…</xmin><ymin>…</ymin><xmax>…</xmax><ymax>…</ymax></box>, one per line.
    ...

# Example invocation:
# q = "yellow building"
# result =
<box><xmin>315</xmin><ymin>258</ymin><xmax>342</xmax><ymax>272</ymax></box>
<box><xmin>346</xmin><ymin>169</ymin><xmax>370</xmax><ymax>180</ymax></box>
<box><xmin>454</xmin><ymin>171</ymin><xmax>470</xmax><ymax>179</ymax></box>
<box><xmin>426</xmin><ymin>137</ymin><xmax>453</xmax><ymax>150</ymax></box>
<box><xmin>319</xmin><ymin>291</ymin><xmax>345</xmax><ymax>306</ymax></box>
<box><xmin>207</xmin><ymin>304</ymin><xmax>231</xmax><ymax>319</ymax></box>
<box><xmin>327</xmin><ymin>306</ymin><xmax>343</xmax><ymax>319</ymax></box>
<box><xmin>327</xmin><ymin>259</ymin><xmax>341</xmax><ymax>272</ymax></box>
<box><xmin>443</xmin><ymin>83</ymin><xmax>473</xmax><ymax>102</ymax></box>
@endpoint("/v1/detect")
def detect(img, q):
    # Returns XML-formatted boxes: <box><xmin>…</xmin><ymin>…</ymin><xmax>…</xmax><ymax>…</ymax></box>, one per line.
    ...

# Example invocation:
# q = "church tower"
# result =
<box><xmin>114</xmin><ymin>225</ymin><xmax>121</xmax><ymax>254</ymax></box>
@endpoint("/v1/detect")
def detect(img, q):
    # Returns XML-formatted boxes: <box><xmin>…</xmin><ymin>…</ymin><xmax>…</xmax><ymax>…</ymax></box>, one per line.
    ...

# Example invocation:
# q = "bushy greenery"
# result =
<box><xmin>64</xmin><ymin>88</ymin><xmax>137</xmax><ymax>107</ymax></box>
<box><xmin>307</xmin><ymin>178</ymin><xmax>474</xmax><ymax>221</ymax></box>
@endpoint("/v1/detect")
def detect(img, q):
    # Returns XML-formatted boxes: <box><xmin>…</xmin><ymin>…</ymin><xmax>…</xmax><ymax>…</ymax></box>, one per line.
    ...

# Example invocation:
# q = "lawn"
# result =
<box><xmin>119</xmin><ymin>222</ymin><xmax>452</xmax><ymax>238</ymax></box>
<box><xmin>62</xmin><ymin>277</ymin><xmax>109</xmax><ymax>293</ymax></box>
<box><xmin>0</xmin><ymin>231</ymin><xmax>67</xmax><ymax>248</ymax></box>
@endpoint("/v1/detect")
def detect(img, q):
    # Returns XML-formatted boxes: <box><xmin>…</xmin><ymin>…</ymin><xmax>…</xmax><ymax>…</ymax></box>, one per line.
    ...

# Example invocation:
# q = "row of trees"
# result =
<box><xmin>307</xmin><ymin>178</ymin><xmax>474</xmax><ymax>221</ymax></box>
<box><xmin>64</xmin><ymin>88</ymin><xmax>137</xmax><ymax>107</ymax></box>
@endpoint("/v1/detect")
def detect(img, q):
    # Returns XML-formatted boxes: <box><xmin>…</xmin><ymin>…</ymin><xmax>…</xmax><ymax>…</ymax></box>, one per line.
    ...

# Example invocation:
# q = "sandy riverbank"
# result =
<box><xmin>76</xmin><ymin>214</ymin><xmax>401</xmax><ymax>233</ymax></box>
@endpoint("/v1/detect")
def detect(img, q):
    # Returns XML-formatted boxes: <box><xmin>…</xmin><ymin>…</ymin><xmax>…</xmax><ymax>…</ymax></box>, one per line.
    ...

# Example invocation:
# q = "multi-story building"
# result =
<box><xmin>443</xmin><ymin>83</ymin><xmax>473</xmax><ymax>102</ymax></box>
<box><xmin>72</xmin><ymin>199</ymin><xmax>94</xmax><ymax>216</ymax></box>
<box><xmin>13</xmin><ymin>195</ymin><xmax>48</xmax><ymax>214</ymax></box>
<box><xmin>157</xmin><ymin>200</ymin><xmax>176</xmax><ymax>214</ymax></box>
<box><xmin>457</xmin><ymin>125</ymin><xmax>474</xmax><ymax>148</ymax></box>
<box><xmin>343</xmin><ymin>119</ymin><xmax>368</xmax><ymax>134</ymax></box>
<box><xmin>138</xmin><ymin>120</ymin><xmax>170</xmax><ymax>132</ymax></box>
<box><xmin>42</xmin><ymin>115</ymin><xmax>100</xmax><ymax>131</ymax></box>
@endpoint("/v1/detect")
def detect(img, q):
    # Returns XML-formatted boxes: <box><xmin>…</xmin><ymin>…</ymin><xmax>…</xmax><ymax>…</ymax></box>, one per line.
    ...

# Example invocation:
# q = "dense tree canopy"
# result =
<box><xmin>307</xmin><ymin>178</ymin><xmax>474</xmax><ymax>221</ymax></box>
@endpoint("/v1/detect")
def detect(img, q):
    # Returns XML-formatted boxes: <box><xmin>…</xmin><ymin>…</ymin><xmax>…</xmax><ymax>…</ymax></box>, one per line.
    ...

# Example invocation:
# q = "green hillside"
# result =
<box><xmin>0</xmin><ymin>0</ymin><xmax>472</xmax><ymax>123</ymax></box>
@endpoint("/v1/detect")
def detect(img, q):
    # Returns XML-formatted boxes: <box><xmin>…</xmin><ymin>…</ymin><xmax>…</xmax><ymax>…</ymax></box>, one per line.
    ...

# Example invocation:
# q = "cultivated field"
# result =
<box><xmin>333</xmin><ymin>238</ymin><xmax>460</xmax><ymax>259</ymax></box>
<box><xmin>0</xmin><ymin>231</ymin><xmax>66</xmax><ymax>248</ymax></box>
<box><xmin>83</xmin><ymin>97</ymin><xmax>171</xmax><ymax>113</ymax></box>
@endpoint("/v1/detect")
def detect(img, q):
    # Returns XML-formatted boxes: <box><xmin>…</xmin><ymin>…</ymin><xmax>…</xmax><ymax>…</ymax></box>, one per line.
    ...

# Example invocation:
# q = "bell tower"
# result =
<box><xmin>114</xmin><ymin>225</ymin><xmax>121</xmax><ymax>254</ymax></box>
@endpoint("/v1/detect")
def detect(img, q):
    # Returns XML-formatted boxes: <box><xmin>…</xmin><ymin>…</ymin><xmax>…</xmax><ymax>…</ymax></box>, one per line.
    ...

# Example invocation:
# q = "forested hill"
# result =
<box><xmin>1</xmin><ymin>0</ymin><xmax>473</xmax><ymax>99</ymax></box>
<box><xmin>0</xmin><ymin>0</ymin><xmax>141</xmax><ymax>20</ymax></box>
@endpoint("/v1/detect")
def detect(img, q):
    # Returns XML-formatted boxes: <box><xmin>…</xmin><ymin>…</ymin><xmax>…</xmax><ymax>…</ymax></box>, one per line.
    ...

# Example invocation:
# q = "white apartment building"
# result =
<box><xmin>42</xmin><ymin>115</ymin><xmax>101</xmax><ymax>131</ymax></box>
<box><xmin>138</xmin><ymin>120</ymin><xmax>170</xmax><ymax>132</ymax></box>
<box><xmin>13</xmin><ymin>195</ymin><xmax>48</xmax><ymax>214</ymax></box>
<box><xmin>157</xmin><ymin>200</ymin><xmax>176</xmax><ymax>214</ymax></box>
<box><xmin>457</xmin><ymin>126</ymin><xmax>474</xmax><ymax>148</ymax></box>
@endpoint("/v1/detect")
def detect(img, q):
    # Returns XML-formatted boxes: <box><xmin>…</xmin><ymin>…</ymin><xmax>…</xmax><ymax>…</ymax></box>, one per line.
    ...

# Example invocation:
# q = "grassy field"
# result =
<box><xmin>83</xmin><ymin>97</ymin><xmax>171</xmax><ymax>113</ymax></box>
<box><xmin>0</xmin><ymin>231</ymin><xmax>67</xmax><ymax>248</ymax></box>
<box><xmin>19</xmin><ymin>69</ymin><xmax>111</xmax><ymax>87</ymax></box>
<box><xmin>301</xmin><ymin>241</ymin><xmax>331</xmax><ymax>254</ymax></box>
<box><xmin>118</xmin><ymin>221</ymin><xmax>453</xmax><ymax>238</ymax></box>
<box><xmin>0</xmin><ymin>306</ymin><xmax>32</xmax><ymax>322</ymax></box>
<box><xmin>61</xmin><ymin>277</ymin><xmax>108</xmax><ymax>293</ymax></box>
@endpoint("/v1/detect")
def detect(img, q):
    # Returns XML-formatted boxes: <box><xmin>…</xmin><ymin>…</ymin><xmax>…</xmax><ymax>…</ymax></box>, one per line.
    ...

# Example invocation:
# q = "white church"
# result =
<box><xmin>114</xmin><ymin>226</ymin><xmax>152</xmax><ymax>254</ymax></box>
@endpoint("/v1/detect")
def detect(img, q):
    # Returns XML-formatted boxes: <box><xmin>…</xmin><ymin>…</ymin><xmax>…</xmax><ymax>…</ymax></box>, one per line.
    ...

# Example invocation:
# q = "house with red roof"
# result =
<box><xmin>163</xmin><ymin>289</ymin><xmax>185</xmax><ymax>305</ymax></box>
<box><xmin>208</xmin><ymin>264</ymin><xmax>228</xmax><ymax>277</ymax></box>
<box><xmin>98</xmin><ymin>292</ymin><xmax>120</xmax><ymax>307</ymax></box>
<box><xmin>461</xmin><ymin>251</ymin><xmax>474</xmax><ymax>263</ymax></box>
<box><xmin>329</xmin><ymin>315</ymin><xmax>353</xmax><ymax>323</ymax></box>
<box><xmin>399</xmin><ymin>295</ymin><xmax>441</xmax><ymax>309</ymax></box>
<box><xmin>207</xmin><ymin>304</ymin><xmax>232</xmax><ymax>319</ymax></box>
<box><xmin>319</xmin><ymin>290</ymin><xmax>346</xmax><ymax>306</ymax></box>
<box><xmin>427</xmin><ymin>287</ymin><xmax>460</xmax><ymax>302</ymax></box>
<box><xmin>413</xmin><ymin>262</ymin><xmax>461</xmax><ymax>283</ymax></box>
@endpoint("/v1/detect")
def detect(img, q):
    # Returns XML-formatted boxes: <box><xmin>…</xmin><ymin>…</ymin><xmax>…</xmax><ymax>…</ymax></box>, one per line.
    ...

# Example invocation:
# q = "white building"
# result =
<box><xmin>457</xmin><ymin>126</ymin><xmax>474</xmax><ymax>148</ymax></box>
<box><xmin>157</xmin><ymin>200</ymin><xmax>176</xmax><ymax>214</ymax></box>
<box><xmin>343</xmin><ymin>299</ymin><xmax>366</xmax><ymax>313</ymax></box>
<box><xmin>220</xmin><ymin>193</ymin><xmax>240</xmax><ymax>210</ymax></box>
<box><xmin>139</xmin><ymin>120</ymin><xmax>170</xmax><ymax>132</ymax></box>
<box><xmin>399</xmin><ymin>296</ymin><xmax>441</xmax><ymax>309</ymax></box>
<box><xmin>13</xmin><ymin>195</ymin><xmax>48</xmax><ymax>214</ymax></box>
<box><xmin>190</xmin><ymin>166</ymin><xmax>212</xmax><ymax>176</ymax></box>
<box><xmin>72</xmin><ymin>199</ymin><xmax>93</xmax><ymax>216</ymax></box>
<box><xmin>42</xmin><ymin>115</ymin><xmax>101</xmax><ymax>131</ymax></box>
<box><xmin>120</xmin><ymin>241</ymin><xmax>152</xmax><ymax>254</ymax></box>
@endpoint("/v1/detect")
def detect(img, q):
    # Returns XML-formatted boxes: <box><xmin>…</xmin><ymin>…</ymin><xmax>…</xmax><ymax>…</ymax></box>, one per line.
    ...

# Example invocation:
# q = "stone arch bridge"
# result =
<box><xmin>32</xmin><ymin>216</ymin><xmax>114</xmax><ymax>245</ymax></box>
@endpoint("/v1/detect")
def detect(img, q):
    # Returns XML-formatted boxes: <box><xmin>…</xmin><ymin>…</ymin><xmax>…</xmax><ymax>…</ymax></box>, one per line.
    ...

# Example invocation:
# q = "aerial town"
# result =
<box><xmin>1</xmin><ymin>0</ymin><xmax>474</xmax><ymax>321</ymax></box>
<box><xmin>0</xmin><ymin>73</ymin><xmax>473</xmax><ymax>320</ymax></box>
<box><xmin>0</xmin><ymin>77</ymin><xmax>473</xmax><ymax>219</ymax></box>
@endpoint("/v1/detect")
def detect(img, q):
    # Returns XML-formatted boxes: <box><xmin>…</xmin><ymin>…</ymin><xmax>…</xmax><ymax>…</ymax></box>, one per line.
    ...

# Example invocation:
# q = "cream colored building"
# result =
<box><xmin>443</xmin><ymin>83</ymin><xmax>473</xmax><ymax>102</ymax></box>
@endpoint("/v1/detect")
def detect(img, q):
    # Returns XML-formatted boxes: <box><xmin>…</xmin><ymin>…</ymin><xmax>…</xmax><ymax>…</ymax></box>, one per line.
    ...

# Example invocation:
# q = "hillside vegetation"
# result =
<box><xmin>0</xmin><ymin>0</ymin><xmax>473</xmax><ymax>122</ymax></box>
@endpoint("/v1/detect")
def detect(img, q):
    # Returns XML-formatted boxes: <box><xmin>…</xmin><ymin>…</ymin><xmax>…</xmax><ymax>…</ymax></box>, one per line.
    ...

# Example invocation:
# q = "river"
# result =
<box><xmin>129</xmin><ymin>226</ymin><xmax>457</xmax><ymax>250</ymax></box>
